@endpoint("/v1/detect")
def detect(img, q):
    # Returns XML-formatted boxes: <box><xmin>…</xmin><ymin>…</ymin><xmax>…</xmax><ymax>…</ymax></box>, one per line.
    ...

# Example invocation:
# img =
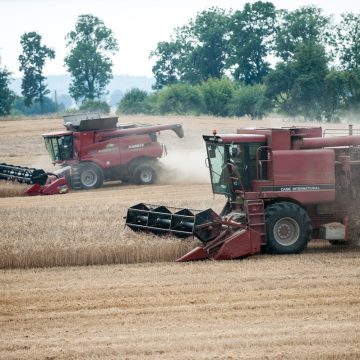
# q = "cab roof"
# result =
<box><xmin>203</xmin><ymin>134</ymin><xmax>267</xmax><ymax>143</ymax></box>
<box><xmin>42</xmin><ymin>130</ymin><xmax>73</xmax><ymax>137</ymax></box>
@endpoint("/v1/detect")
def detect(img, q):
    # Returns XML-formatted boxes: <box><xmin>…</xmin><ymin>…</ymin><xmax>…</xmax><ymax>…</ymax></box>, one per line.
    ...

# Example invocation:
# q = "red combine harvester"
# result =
<box><xmin>42</xmin><ymin>114</ymin><xmax>184</xmax><ymax>190</ymax></box>
<box><xmin>126</xmin><ymin>125</ymin><xmax>360</xmax><ymax>261</ymax></box>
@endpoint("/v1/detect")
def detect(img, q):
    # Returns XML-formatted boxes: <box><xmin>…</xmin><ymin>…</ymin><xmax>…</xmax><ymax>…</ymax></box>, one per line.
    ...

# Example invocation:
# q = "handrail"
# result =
<box><xmin>323</xmin><ymin>124</ymin><xmax>360</xmax><ymax>137</ymax></box>
<box><xmin>256</xmin><ymin>146</ymin><xmax>272</xmax><ymax>180</ymax></box>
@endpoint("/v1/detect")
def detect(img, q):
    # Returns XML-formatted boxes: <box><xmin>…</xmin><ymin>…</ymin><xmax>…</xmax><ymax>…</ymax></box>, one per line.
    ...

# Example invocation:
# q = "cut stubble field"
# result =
<box><xmin>1</xmin><ymin>115</ymin><xmax>360</xmax><ymax>359</ymax></box>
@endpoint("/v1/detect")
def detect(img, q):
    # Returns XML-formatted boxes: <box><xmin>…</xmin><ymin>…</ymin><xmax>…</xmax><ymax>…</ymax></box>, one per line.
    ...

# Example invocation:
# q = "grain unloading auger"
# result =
<box><xmin>0</xmin><ymin>163</ymin><xmax>68</xmax><ymax>195</ymax></box>
<box><xmin>126</xmin><ymin>125</ymin><xmax>360</xmax><ymax>261</ymax></box>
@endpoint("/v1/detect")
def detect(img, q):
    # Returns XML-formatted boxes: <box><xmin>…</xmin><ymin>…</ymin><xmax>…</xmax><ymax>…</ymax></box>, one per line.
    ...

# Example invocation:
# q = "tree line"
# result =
<box><xmin>0</xmin><ymin>14</ymin><xmax>118</xmax><ymax>116</ymax></box>
<box><xmin>122</xmin><ymin>3</ymin><xmax>360</xmax><ymax>121</ymax></box>
<box><xmin>1</xmin><ymin>2</ymin><xmax>360</xmax><ymax>121</ymax></box>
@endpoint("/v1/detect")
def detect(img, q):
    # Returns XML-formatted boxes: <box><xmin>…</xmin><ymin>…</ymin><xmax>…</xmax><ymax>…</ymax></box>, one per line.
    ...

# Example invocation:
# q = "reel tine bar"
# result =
<box><xmin>125</xmin><ymin>203</ymin><xmax>196</xmax><ymax>238</ymax></box>
<box><xmin>0</xmin><ymin>163</ymin><xmax>48</xmax><ymax>185</ymax></box>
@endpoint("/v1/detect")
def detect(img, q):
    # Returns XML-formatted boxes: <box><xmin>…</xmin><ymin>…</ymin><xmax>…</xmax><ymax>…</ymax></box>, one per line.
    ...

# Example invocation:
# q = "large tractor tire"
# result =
<box><xmin>132</xmin><ymin>163</ymin><xmax>156</xmax><ymax>185</ymax></box>
<box><xmin>79</xmin><ymin>163</ymin><xmax>104</xmax><ymax>190</ymax></box>
<box><xmin>265</xmin><ymin>202</ymin><xmax>312</xmax><ymax>254</ymax></box>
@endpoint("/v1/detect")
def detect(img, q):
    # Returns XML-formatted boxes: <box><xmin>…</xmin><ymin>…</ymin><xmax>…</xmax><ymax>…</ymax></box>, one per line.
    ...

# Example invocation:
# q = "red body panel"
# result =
<box><xmin>247</xmin><ymin>149</ymin><xmax>336</xmax><ymax>204</ymax></box>
<box><xmin>176</xmin><ymin>228</ymin><xmax>261</xmax><ymax>261</ymax></box>
<box><xmin>50</xmin><ymin>128</ymin><xmax>165</xmax><ymax>172</ymax></box>
<box><xmin>26</xmin><ymin>177</ymin><xmax>68</xmax><ymax>195</ymax></box>
<box><xmin>74</xmin><ymin>132</ymin><xmax>163</xmax><ymax>169</ymax></box>
<box><xmin>272</xmin><ymin>149</ymin><xmax>334</xmax><ymax>185</ymax></box>
<box><xmin>176</xmin><ymin>246</ymin><xmax>209</xmax><ymax>262</ymax></box>
<box><xmin>212</xmin><ymin>228</ymin><xmax>261</xmax><ymax>260</ymax></box>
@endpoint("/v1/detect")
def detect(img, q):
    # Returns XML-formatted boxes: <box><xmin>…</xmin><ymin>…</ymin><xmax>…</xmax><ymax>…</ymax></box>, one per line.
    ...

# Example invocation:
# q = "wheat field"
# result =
<box><xmin>1</xmin><ymin>115</ymin><xmax>360</xmax><ymax>359</ymax></box>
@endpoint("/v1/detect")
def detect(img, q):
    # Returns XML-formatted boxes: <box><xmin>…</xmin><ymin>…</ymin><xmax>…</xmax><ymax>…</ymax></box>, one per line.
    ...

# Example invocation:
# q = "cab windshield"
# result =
<box><xmin>206</xmin><ymin>141</ymin><xmax>266</xmax><ymax>195</ymax></box>
<box><xmin>206</xmin><ymin>143</ymin><xmax>228</xmax><ymax>195</ymax></box>
<box><xmin>43</xmin><ymin>135</ymin><xmax>73</xmax><ymax>162</ymax></box>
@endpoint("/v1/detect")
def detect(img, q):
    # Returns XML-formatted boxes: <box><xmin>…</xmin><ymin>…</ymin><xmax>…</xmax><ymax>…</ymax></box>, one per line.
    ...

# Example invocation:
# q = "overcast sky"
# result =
<box><xmin>1</xmin><ymin>0</ymin><xmax>360</xmax><ymax>78</ymax></box>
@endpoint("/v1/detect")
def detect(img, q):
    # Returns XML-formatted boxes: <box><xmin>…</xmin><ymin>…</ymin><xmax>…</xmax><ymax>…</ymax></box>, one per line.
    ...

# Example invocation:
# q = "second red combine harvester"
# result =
<box><xmin>42</xmin><ymin>114</ymin><xmax>184</xmax><ymax>190</ymax></box>
<box><xmin>126</xmin><ymin>125</ymin><xmax>360</xmax><ymax>261</ymax></box>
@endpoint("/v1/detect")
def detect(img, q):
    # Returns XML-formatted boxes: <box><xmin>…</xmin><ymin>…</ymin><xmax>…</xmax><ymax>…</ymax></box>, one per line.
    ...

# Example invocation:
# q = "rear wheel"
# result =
<box><xmin>79</xmin><ymin>163</ymin><xmax>104</xmax><ymax>190</ymax></box>
<box><xmin>132</xmin><ymin>163</ymin><xmax>156</xmax><ymax>185</ymax></box>
<box><xmin>265</xmin><ymin>202</ymin><xmax>312</xmax><ymax>254</ymax></box>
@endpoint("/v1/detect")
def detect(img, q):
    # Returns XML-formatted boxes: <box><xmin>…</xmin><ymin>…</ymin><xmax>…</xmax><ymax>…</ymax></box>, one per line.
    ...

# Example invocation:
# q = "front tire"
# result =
<box><xmin>265</xmin><ymin>202</ymin><xmax>312</xmax><ymax>254</ymax></box>
<box><xmin>132</xmin><ymin>163</ymin><xmax>156</xmax><ymax>185</ymax></box>
<box><xmin>79</xmin><ymin>163</ymin><xmax>104</xmax><ymax>190</ymax></box>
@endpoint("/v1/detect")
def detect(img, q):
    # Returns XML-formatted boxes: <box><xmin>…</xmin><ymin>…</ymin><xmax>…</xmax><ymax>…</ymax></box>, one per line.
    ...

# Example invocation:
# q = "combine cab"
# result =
<box><xmin>42</xmin><ymin>113</ymin><xmax>184</xmax><ymax>190</ymax></box>
<box><xmin>126</xmin><ymin>125</ymin><xmax>360</xmax><ymax>261</ymax></box>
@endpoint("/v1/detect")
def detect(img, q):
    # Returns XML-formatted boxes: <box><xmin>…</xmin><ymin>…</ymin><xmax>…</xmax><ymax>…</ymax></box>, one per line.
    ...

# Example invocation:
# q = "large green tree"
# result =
<box><xmin>156</xmin><ymin>83</ymin><xmax>203</xmax><ymax>115</ymax></box>
<box><xmin>322</xmin><ymin>70</ymin><xmax>351</xmax><ymax>121</ymax></box>
<box><xmin>151</xmin><ymin>8</ymin><xmax>230</xmax><ymax>89</ymax></box>
<box><xmin>117</xmin><ymin>88</ymin><xmax>150</xmax><ymax>114</ymax></box>
<box><xmin>275</xmin><ymin>6</ymin><xmax>331</xmax><ymax>62</ymax></box>
<box><xmin>198</xmin><ymin>77</ymin><xmax>235</xmax><ymax>116</ymax></box>
<box><xmin>0</xmin><ymin>65</ymin><xmax>15</xmax><ymax>116</ymax></box>
<box><xmin>150</xmin><ymin>39</ymin><xmax>185</xmax><ymax>90</ymax></box>
<box><xmin>266</xmin><ymin>41</ymin><xmax>329</xmax><ymax>119</ymax></box>
<box><xmin>64</xmin><ymin>14</ymin><xmax>119</xmax><ymax>102</ymax></box>
<box><xmin>12</xmin><ymin>95</ymin><xmax>62</xmax><ymax>116</ymax></box>
<box><xmin>336</xmin><ymin>13</ymin><xmax>360</xmax><ymax>72</ymax></box>
<box><xmin>18</xmin><ymin>32</ymin><xmax>55</xmax><ymax>114</ymax></box>
<box><xmin>229</xmin><ymin>1</ymin><xmax>277</xmax><ymax>85</ymax></box>
<box><xmin>228</xmin><ymin>84</ymin><xmax>272</xmax><ymax>119</ymax></box>
<box><xmin>183</xmin><ymin>8</ymin><xmax>230</xmax><ymax>83</ymax></box>
<box><xmin>334</xmin><ymin>13</ymin><xmax>360</xmax><ymax>111</ymax></box>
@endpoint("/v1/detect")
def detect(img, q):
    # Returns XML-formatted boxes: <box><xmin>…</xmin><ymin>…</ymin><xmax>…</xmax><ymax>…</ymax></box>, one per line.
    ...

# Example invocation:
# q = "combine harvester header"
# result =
<box><xmin>0</xmin><ymin>163</ymin><xmax>68</xmax><ymax>195</ymax></box>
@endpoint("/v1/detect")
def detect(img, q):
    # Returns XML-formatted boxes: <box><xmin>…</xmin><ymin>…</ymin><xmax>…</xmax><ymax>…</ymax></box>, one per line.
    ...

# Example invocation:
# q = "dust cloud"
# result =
<box><xmin>158</xmin><ymin>149</ymin><xmax>210</xmax><ymax>184</ymax></box>
<box><xmin>32</xmin><ymin>156</ymin><xmax>57</xmax><ymax>173</ymax></box>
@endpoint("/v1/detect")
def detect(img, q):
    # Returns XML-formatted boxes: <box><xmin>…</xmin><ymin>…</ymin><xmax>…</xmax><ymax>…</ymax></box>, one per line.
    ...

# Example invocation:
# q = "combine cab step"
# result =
<box><xmin>68</xmin><ymin>166</ymin><xmax>82</xmax><ymax>189</ymax></box>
